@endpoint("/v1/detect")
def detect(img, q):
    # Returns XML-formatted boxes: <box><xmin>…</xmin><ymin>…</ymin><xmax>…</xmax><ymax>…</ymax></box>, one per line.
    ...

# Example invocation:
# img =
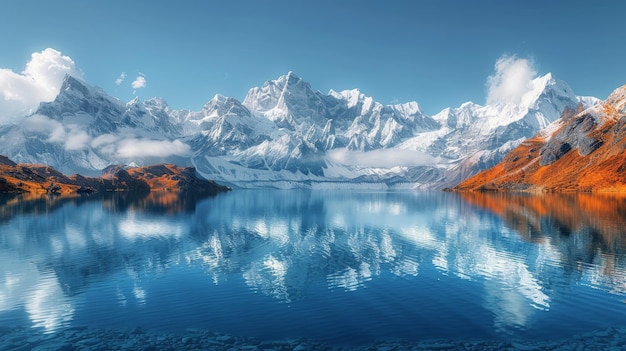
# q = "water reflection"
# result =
<box><xmin>459</xmin><ymin>192</ymin><xmax>626</xmax><ymax>288</ymax></box>
<box><xmin>0</xmin><ymin>190</ymin><xmax>625</xmax><ymax>341</ymax></box>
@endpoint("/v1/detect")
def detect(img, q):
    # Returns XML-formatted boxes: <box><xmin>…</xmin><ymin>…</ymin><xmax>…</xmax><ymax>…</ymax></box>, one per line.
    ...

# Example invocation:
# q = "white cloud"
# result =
<box><xmin>115</xmin><ymin>72</ymin><xmax>126</xmax><ymax>86</ymax></box>
<box><xmin>486</xmin><ymin>55</ymin><xmax>537</xmax><ymax>106</ymax></box>
<box><xmin>116</xmin><ymin>138</ymin><xmax>191</xmax><ymax>158</ymax></box>
<box><xmin>64</xmin><ymin>129</ymin><xmax>91</xmax><ymax>151</ymax></box>
<box><xmin>91</xmin><ymin>133</ymin><xmax>119</xmax><ymax>148</ymax></box>
<box><xmin>0</xmin><ymin>48</ymin><xmax>83</xmax><ymax>121</ymax></box>
<box><xmin>328</xmin><ymin>148</ymin><xmax>437</xmax><ymax>168</ymax></box>
<box><xmin>24</xmin><ymin>114</ymin><xmax>66</xmax><ymax>141</ymax></box>
<box><xmin>24</xmin><ymin>114</ymin><xmax>91</xmax><ymax>151</ymax></box>
<box><xmin>22</xmin><ymin>116</ymin><xmax>191</xmax><ymax>158</ymax></box>
<box><xmin>131</xmin><ymin>73</ymin><xmax>146</xmax><ymax>90</ymax></box>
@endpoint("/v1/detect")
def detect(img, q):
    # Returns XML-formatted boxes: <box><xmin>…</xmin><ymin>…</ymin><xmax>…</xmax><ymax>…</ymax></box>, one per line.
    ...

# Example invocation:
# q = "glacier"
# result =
<box><xmin>0</xmin><ymin>71</ymin><xmax>598</xmax><ymax>189</ymax></box>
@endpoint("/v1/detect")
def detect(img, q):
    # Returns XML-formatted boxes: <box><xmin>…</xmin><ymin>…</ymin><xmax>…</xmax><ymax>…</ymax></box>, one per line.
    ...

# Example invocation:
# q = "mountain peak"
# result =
<box><xmin>275</xmin><ymin>71</ymin><xmax>306</xmax><ymax>91</ymax></box>
<box><xmin>127</xmin><ymin>96</ymin><xmax>140</xmax><ymax>106</ymax></box>
<box><xmin>211</xmin><ymin>93</ymin><xmax>246</xmax><ymax>106</ymax></box>
<box><xmin>329</xmin><ymin>88</ymin><xmax>368</xmax><ymax>107</ymax></box>
<box><xmin>144</xmin><ymin>97</ymin><xmax>169</xmax><ymax>109</ymax></box>
<box><xmin>242</xmin><ymin>71</ymin><xmax>318</xmax><ymax>117</ymax></box>
<box><xmin>59</xmin><ymin>74</ymin><xmax>92</xmax><ymax>98</ymax></box>
<box><xmin>605</xmin><ymin>84</ymin><xmax>626</xmax><ymax>116</ymax></box>
<box><xmin>210</xmin><ymin>93</ymin><xmax>228</xmax><ymax>103</ymax></box>
<box><xmin>203</xmin><ymin>93</ymin><xmax>244</xmax><ymax>111</ymax></box>
<box><xmin>531</xmin><ymin>73</ymin><xmax>574</xmax><ymax>98</ymax></box>
<box><xmin>284</xmin><ymin>70</ymin><xmax>300</xmax><ymax>81</ymax></box>
<box><xmin>390</xmin><ymin>100</ymin><xmax>422</xmax><ymax>114</ymax></box>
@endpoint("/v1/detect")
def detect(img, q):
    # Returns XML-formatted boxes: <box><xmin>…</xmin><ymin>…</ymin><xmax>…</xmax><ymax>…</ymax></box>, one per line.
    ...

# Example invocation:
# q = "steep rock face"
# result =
<box><xmin>454</xmin><ymin>85</ymin><xmax>626</xmax><ymax>193</ymax></box>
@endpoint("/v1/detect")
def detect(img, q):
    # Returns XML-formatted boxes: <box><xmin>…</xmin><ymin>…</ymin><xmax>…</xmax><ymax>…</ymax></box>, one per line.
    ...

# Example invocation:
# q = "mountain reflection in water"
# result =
<box><xmin>0</xmin><ymin>190</ymin><xmax>625</xmax><ymax>345</ymax></box>
<box><xmin>459</xmin><ymin>191</ymin><xmax>626</xmax><ymax>297</ymax></box>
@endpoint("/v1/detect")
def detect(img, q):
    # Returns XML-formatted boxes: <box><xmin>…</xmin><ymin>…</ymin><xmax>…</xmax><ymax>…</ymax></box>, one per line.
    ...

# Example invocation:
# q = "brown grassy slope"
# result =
<box><xmin>126</xmin><ymin>164</ymin><xmax>230</xmax><ymax>196</ymax></box>
<box><xmin>0</xmin><ymin>162</ymin><xmax>153</xmax><ymax>194</ymax></box>
<box><xmin>0</xmin><ymin>157</ymin><xmax>230</xmax><ymax>195</ymax></box>
<box><xmin>0</xmin><ymin>163</ymin><xmax>84</xmax><ymax>194</ymax></box>
<box><xmin>454</xmin><ymin>85</ymin><xmax>626</xmax><ymax>193</ymax></box>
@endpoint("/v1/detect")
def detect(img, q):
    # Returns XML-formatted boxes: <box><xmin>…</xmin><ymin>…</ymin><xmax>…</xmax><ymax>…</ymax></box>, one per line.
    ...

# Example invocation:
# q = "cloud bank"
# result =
<box><xmin>116</xmin><ymin>138</ymin><xmax>191</xmax><ymax>158</ymax></box>
<box><xmin>24</xmin><ymin>115</ymin><xmax>96</xmax><ymax>152</ymax></box>
<box><xmin>0</xmin><ymin>48</ymin><xmax>83</xmax><ymax>121</ymax></box>
<box><xmin>24</xmin><ymin>114</ymin><xmax>191</xmax><ymax>159</ymax></box>
<box><xmin>486</xmin><ymin>55</ymin><xmax>537</xmax><ymax>106</ymax></box>
<box><xmin>328</xmin><ymin>148</ymin><xmax>437</xmax><ymax>168</ymax></box>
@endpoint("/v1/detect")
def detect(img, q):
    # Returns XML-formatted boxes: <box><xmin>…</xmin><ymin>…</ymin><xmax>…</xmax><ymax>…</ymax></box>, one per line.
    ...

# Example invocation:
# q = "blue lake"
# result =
<box><xmin>0</xmin><ymin>190</ymin><xmax>625</xmax><ymax>347</ymax></box>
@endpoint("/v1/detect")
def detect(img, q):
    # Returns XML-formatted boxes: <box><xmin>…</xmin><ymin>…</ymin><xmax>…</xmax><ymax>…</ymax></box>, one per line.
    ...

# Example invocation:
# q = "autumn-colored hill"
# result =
<box><xmin>454</xmin><ymin>84</ymin><xmax>626</xmax><ymax>193</ymax></box>
<box><xmin>0</xmin><ymin>156</ymin><xmax>230</xmax><ymax>196</ymax></box>
<box><xmin>126</xmin><ymin>164</ymin><xmax>230</xmax><ymax>196</ymax></box>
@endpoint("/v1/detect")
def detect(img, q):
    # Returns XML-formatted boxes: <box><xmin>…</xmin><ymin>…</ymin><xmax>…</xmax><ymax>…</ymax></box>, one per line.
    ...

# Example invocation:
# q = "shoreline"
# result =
<box><xmin>2</xmin><ymin>325</ymin><xmax>626</xmax><ymax>351</ymax></box>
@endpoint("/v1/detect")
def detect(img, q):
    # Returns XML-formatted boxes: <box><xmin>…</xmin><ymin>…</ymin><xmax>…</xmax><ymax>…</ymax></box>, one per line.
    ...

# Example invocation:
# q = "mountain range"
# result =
<box><xmin>0</xmin><ymin>72</ymin><xmax>601</xmax><ymax>189</ymax></box>
<box><xmin>454</xmin><ymin>84</ymin><xmax>626</xmax><ymax>193</ymax></box>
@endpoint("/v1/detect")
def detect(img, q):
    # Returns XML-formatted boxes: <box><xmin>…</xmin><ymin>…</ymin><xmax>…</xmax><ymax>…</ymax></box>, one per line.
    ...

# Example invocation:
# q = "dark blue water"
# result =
<box><xmin>0</xmin><ymin>190</ymin><xmax>625</xmax><ymax>346</ymax></box>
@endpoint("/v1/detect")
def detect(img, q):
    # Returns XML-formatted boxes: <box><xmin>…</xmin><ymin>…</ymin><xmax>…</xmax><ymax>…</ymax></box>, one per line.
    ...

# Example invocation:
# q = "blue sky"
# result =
<box><xmin>1</xmin><ymin>0</ymin><xmax>625</xmax><ymax>115</ymax></box>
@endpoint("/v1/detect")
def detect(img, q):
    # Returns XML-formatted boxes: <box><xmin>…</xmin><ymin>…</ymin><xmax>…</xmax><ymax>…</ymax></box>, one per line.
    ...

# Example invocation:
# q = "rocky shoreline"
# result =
<box><xmin>1</xmin><ymin>326</ymin><xmax>625</xmax><ymax>351</ymax></box>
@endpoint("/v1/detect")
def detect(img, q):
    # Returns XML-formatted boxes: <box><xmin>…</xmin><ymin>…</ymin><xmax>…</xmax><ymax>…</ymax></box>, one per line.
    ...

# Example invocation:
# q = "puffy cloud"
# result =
<box><xmin>328</xmin><ymin>148</ymin><xmax>437</xmax><ymax>168</ymax></box>
<box><xmin>91</xmin><ymin>133</ymin><xmax>119</xmax><ymax>149</ymax></box>
<box><xmin>131</xmin><ymin>73</ymin><xmax>147</xmax><ymax>90</ymax></box>
<box><xmin>115</xmin><ymin>72</ymin><xmax>126</xmax><ymax>86</ymax></box>
<box><xmin>64</xmin><ymin>129</ymin><xmax>91</xmax><ymax>151</ymax></box>
<box><xmin>0</xmin><ymin>48</ymin><xmax>83</xmax><ymax>121</ymax></box>
<box><xmin>486</xmin><ymin>55</ymin><xmax>537</xmax><ymax>106</ymax></box>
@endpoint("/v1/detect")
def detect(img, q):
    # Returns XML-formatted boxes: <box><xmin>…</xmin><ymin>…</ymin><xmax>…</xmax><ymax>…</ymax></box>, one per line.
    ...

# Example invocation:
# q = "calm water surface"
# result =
<box><xmin>0</xmin><ymin>190</ymin><xmax>625</xmax><ymax>346</ymax></box>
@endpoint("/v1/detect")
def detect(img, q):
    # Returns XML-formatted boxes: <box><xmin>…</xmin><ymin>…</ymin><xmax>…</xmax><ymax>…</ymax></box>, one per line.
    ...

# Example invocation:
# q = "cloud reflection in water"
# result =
<box><xmin>0</xmin><ymin>190</ymin><xmax>625</xmax><ymax>338</ymax></box>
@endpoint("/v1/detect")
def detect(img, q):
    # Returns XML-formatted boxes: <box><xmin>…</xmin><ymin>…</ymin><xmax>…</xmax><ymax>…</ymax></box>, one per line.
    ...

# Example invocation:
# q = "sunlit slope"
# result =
<box><xmin>0</xmin><ymin>156</ymin><xmax>229</xmax><ymax>195</ymax></box>
<box><xmin>126</xmin><ymin>163</ymin><xmax>229</xmax><ymax>195</ymax></box>
<box><xmin>454</xmin><ymin>85</ymin><xmax>626</xmax><ymax>193</ymax></box>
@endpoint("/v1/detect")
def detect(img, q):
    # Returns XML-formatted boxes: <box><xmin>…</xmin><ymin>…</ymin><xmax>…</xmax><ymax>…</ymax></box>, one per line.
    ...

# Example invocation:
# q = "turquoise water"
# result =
<box><xmin>0</xmin><ymin>190</ymin><xmax>625</xmax><ymax>347</ymax></box>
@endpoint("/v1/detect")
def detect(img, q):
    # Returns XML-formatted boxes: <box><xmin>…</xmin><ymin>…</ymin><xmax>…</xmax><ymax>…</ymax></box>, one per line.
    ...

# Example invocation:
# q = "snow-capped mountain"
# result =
<box><xmin>0</xmin><ymin>72</ymin><xmax>596</xmax><ymax>189</ymax></box>
<box><xmin>420</xmin><ymin>73</ymin><xmax>589</xmax><ymax>186</ymax></box>
<box><xmin>454</xmin><ymin>84</ymin><xmax>626</xmax><ymax>192</ymax></box>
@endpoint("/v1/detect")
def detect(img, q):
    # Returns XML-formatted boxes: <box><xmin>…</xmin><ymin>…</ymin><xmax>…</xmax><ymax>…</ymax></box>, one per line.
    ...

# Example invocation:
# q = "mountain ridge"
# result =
<box><xmin>0</xmin><ymin>71</ymin><xmax>598</xmax><ymax>189</ymax></box>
